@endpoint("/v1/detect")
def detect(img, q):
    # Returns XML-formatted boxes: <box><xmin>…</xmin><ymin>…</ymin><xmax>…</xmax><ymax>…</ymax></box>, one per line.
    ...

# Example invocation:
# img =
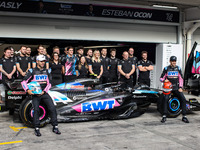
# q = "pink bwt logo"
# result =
<box><xmin>72</xmin><ymin>99</ymin><xmax>120</xmax><ymax>112</ymax></box>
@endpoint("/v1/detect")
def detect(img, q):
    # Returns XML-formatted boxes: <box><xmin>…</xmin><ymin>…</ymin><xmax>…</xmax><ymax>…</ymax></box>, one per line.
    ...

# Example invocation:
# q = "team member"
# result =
<box><xmin>21</xmin><ymin>55</ymin><xmax>61</xmax><ymax>136</ymax></box>
<box><xmin>32</xmin><ymin>45</ymin><xmax>49</xmax><ymax>69</ymax></box>
<box><xmin>53</xmin><ymin>46</ymin><xmax>60</xmax><ymax>55</ymax></box>
<box><xmin>85</xmin><ymin>49</ymin><xmax>93</xmax><ymax>64</ymax></box>
<box><xmin>61</xmin><ymin>46</ymin><xmax>78</xmax><ymax>82</ymax></box>
<box><xmin>76</xmin><ymin>46</ymin><xmax>84</xmax><ymax>61</ymax></box>
<box><xmin>88</xmin><ymin>50</ymin><xmax>103</xmax><ymax>79</ymax></box>
<box><xmin>109</xmin><ymin>48</ymin><xmax>119</xmax><ymax>82</ymax></box>
<box><xmin>138</xmin><ymin>51</ymin><xmax>153</xmax><ymax>87</ymax></box>
<box><xmin>118</xmin><ymin>51</ymin><xmax>135</xmax><ymax>88</ymax></box>
<box><xmin>16</xmin><ymin>46</ymin><xmax>31</xmax><ymax>79</ymax></box>
<box><xmin>0</xmin><ymin>47</ymin><xmax>16</xmax><ymax>86</ymax></box>
<box><xmin>76</xmin><ymin>56</ymin><xmax>88</xmax><ymax>78</ymax></box>
<box><xmin>100</xmin><ymin>48</ymin><xmax>110</xmax><ymax>83</ymax></box>
<box><xmin>128</xmin><ymin>47</ymin><xmax>138</xmax><ymax>86</ymax></box>
<box><xmin>26</xmin><ymin>46</ymin><xmax>33</xmax><ymax>68</ymax></box>
<box><xmin>160</xmin><ymin>56</ymin><xmax>189</xmax><ymax>123</ymax></box>
<box><xmin>49</xmin><ymin>52</ymin><xmax>63</xmax><ymax>86</ymax></box>
<box><xmin>43</xmin><ymin>48</ymin><xmax>50</xmax><ymax>59</ymax></box>
<box><xmin>26</xmin><ymin>46</ymin><xmax>32</xmax><ymax>57</ymax></box>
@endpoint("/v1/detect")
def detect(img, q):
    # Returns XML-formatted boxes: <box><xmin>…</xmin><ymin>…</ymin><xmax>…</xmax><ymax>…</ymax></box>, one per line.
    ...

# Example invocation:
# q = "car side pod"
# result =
<box><xmin>188</xmin><ymin>98</ymin><xmax>200</xmax><ymax>111</ymax></box>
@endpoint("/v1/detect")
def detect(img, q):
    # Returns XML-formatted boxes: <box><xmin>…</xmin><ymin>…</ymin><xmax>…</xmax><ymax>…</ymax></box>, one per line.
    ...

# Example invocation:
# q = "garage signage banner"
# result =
<box><xmin>0</xmin><ymin>0</ymin><xmax>179</xmax><ymax>23</ymax></box>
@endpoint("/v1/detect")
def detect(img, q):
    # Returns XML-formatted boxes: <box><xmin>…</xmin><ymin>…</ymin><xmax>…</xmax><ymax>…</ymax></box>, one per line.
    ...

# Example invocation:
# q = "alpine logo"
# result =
<box><xmin>72</xmin><ymin>99</ymin><xmax>120</xmax><ymax>113</ymax></box>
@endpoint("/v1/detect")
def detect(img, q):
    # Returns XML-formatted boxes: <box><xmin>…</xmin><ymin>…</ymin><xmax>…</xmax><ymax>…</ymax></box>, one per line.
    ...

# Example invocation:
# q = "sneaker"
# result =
<box><xmin>34</xmin><ymin>128</ymin><xmax>41</xmax><ymax>136</ymax></box>
<box><xmin>53</xmin><ymin>126</ymin><xmax>61</xmax><ymax>135</ymax></box>
<box><xmin>161</xmin><ymin>116</ymin><xmax>167</xmax><ymax>123</ymax></box>
<box><xmin>182</xmin><ymin>117</ymin><xmax>189</xmax><ymax>123</ymax></box>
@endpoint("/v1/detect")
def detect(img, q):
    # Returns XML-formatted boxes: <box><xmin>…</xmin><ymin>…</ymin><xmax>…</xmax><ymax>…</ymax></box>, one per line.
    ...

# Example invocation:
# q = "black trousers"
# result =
<box><xmin>138</xmin><ymin>78</ymin><xmax>150</xmax><ymax>87</ymax></box>
<box><xmin>109</xmin><ymin>75</ymin><xmax>118</xmax><ymax>83</ymax></box>
<box><xmin>64</xmin><ymin>75</ymin><xmax>77</xmax><ymax>83</ymax></box>
<box><xmin>163</xmin><ymin>90</ymin><xmax>187</xmax><ymax>116</ymax></box>
<box><xmin>102</xmin><ymin>75</ymin><xmax>109</xmax><ymax>84</ymax></box>
<box><xmin>51</xmin><ymin>74</ymin><xmax>63</xmax><ymax>86</ymax></box>
<box><xmin>132</xmin><ymin>72</ymin><xmax>137</xmax><ymax>87</ymax></box>
<box><xmin>32</xmin><ymin>93</ymin><xmax>58</xmax><ymax>128</ymax></box>
<box><xmin>120</xmin><ymin>76</ymin><xmax>133</xmax><ymax>89</ymax></box>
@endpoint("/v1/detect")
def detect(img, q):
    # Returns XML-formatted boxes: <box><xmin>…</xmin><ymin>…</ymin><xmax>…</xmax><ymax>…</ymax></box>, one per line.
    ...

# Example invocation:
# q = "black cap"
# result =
<box><xmin>170</xmin><ymin>56</ymin><xmax>177</xmax><ymax>61</ymax></box>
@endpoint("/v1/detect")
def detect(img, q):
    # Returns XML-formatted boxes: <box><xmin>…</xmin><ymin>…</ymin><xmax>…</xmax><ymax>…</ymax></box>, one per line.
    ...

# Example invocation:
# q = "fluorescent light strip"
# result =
<box><xmin>153</xmin><ymin>5</ymin><xmax>178</xmax><ymax>9</ymax></box>
<box><xmin>84</xmin><ymin>45</ymin><xmax>123</xmax><ymax>49</ymax></box>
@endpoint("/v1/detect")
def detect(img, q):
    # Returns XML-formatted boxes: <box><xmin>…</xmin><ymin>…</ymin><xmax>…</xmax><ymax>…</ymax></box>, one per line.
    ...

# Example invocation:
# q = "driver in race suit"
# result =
<box><xmin>160</xmin><ymin>56</ymin><xmax>189</xmax><ymax>123</ymax></box>
<box><xmin>21</xmin><ymin>55</ymin><xmax>61</xmax><ymax>136</ymax></box>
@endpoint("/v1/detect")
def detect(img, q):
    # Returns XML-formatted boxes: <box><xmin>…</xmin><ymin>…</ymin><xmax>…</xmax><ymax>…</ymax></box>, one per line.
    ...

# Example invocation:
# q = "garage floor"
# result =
<box><xmin>0</xmin><ymin>94</ymin><xmax>200</xmax><ymax>150</ymax></box>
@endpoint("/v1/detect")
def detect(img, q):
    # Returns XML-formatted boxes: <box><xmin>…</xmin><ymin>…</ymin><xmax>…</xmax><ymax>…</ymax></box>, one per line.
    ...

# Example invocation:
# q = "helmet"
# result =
<box><xmin>27</xmin><ymin>81</ymin><xmax>42</xmax><ymax>94</ymax></box>
<box><xmin>162</xmin><ymin>81</ymin><xmax>172</xmax><ymax>95</ymax></box>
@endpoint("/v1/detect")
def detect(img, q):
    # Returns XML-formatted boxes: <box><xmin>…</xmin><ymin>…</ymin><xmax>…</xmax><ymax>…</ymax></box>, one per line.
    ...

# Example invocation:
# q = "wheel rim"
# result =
<box><xmin>169</xmin><ymin>98</ymin><xmax>180</xmax><ymax>112</ymax></box>
<box><xmin>31</xmin><ymin>106</ymin><xmax>46</xmax><ymax>120</ymax></box>
<box><xmin>24</xmin><ymin>101</ymin><xmax>48</xmax><ymax>124</ymax></box>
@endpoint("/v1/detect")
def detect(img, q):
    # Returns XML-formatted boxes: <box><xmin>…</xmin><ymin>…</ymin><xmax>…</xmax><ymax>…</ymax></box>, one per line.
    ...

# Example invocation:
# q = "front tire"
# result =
<box><xmin>19</xmin><ymin>97</ymin><xmax>49</xmax><ymax>128</ymax></box>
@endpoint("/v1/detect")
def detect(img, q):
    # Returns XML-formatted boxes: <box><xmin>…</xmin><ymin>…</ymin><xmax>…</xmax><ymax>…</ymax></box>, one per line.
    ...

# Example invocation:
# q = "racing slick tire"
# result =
<box><xmin>167</xmin><ymin>97</ymin><xmax>182</xmax><ymax>117</ymax></box>
<box><xmin>19</xmin><ymin>97</ymin><xmax>49</xmax><ymax>128</ymax></box>
<box><xmin>157</xmin><ymin>95</ymin><xmax>182</xmax><ymax>117</ymax></box>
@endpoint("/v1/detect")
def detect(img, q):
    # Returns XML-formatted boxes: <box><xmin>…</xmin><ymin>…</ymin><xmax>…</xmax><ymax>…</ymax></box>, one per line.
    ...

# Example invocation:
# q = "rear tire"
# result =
<box><xmin>157</xmin><ymin>94</ymin><xmax>182</xmax><ymax>118</ymax></box>
<box><xmin>19</xmin><ymin>97</ymin><xmax>49</xmax><ymax>128</ymax></box>
<box><xmin>167</xmin><ymin>97</ymin><xmax>182</xmax><ymax>117</ymax></box>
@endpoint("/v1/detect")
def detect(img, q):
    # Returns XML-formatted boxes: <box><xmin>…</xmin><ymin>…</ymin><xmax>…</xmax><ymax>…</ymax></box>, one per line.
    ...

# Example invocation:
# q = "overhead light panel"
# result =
<box><xmin>153</xmin><ymin>4</ymin><xmax>178</xmax><ymax>9</ymax></box>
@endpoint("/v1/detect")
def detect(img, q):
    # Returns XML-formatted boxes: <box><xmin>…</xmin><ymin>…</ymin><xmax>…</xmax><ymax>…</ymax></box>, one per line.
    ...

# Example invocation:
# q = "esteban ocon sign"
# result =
<box><xmin>0</xmin><ymin>0</ymin><xmax>179</xmax><ymax>23</ymax></box>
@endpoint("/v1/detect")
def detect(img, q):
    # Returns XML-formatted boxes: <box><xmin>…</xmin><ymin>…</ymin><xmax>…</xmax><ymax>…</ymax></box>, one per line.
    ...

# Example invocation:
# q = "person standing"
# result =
<box><xmin>21</xmin><ymin>55</ymin><xmax>61</xmax><ymax>136</ymax></box>
<box><xmin>88</xmin><ymin>50</ymin><xmax>103</xmax><ymax>79</ymax></box>
<box><xmin>49</xmin><ymin>52</ymin><xmax>63</xmax><ymax>86</ymax></box>
<box><xmin>26</xmin><ymin>46</ymin><xmax>33</xmax><ymax>68</ymax></box>
<box><xmin>76</xmin><ymin>46</ymin><xmax>84</xmax><ymax>61</ymax></box>
<box><xmin>138</xmin><ymin>51</ymin><xmax>153</xmax><ymax>87</ymax></box>
<box><xmin>109</xmin><ymin>48</ymin><xmax>119</xmax><ymax>82</ymax></box>
<box><xmin>128</xmin><ymin>47</ymin><xmax>138</xmax><ymax>86</ymax></box>
<box><xmin>32</xmin><ymin>45</ymin><xmax>49</xmax><ymax>69</ymax></box>
<box><xmin>16</xmin><ymin>46</ymin><xmax>31</xmax><ymax>79</ymax></box>
<box><xmin>100</xmin><ymin>48</ymin><xmax>110</xmax><ymax>83</ymax></box>
<box><xmin>160</xmin><ymin>56</ymin><xmax>189</xmax><ymax>123</ymax></box>
<box><xmin>118</xmin><ymin>51</ymin><xmax>135</xmax><ymax>88</ymax></box>
<box><xmin>0</xmin><ymin>47</ymin><xmax>16</xmax><ymax>86</ymax></box>
<box><xmin>85</xmin><ymin>49</ymin><xmax>93</xmax><ymax>64</ymax></box>
<box><xmin>76</xmin><ymin>56</ymin><xmax>88</xmax><ymax>78</ymax></box>
<box><xmin>61</xmin><ymin>46</ymin><xmax>78</xmax><ymax>82</ymax></box>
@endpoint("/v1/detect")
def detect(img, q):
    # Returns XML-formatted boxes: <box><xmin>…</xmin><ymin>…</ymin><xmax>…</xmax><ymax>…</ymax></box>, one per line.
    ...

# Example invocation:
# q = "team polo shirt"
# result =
<box><xmin>100</xmin><ymin>56</ymin><xmax>110</xmax><ymax>76</ymax></box>
<box><xmin>88</xmin><ymin>60</ymin><xmax>103</xmax><ymax>75</ymax></box>
<box><xmin>76</xmin><ymin>65</ymin><xmax>88</xmax><ymax>78</ymax></box>
<box><xmin>61</xmin><ymin>55</ymin><xmax>78</xmax><ymax>76</ymax></box>
<box><xmin>16</xmin><ymin>56</ymin><xmax>30</xmax><ymax>72</ymax></box>
<box><xmin>129</xmin><ymin>56</ymin><xmax>138</xmax><ymax>65</ymax></box>
<box><xmin>118</xmin><ymin>59</ymin><xmax>135</xmax><ymax>74</ymax></box>
<box><xmin>109</xmin><ymin>57</ymin><xmax>119</xmax><ymax>76</ymax></box>
<box><xmin>137</xmin><ymin>59</ymin><xmax>153</xmax><ymax>79</ymax></box>
<box><xmin>0</xmin><ymin>57</ymin><xmax>16</xmax><ymax>74</ymax></box>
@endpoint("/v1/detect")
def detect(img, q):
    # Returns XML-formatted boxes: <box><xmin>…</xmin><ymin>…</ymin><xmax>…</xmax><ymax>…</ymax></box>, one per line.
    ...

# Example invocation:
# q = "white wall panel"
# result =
<box><xmin>0</xmin><ymin>15</ymin><xmax>177</xmax><ymax>43</ymax></box>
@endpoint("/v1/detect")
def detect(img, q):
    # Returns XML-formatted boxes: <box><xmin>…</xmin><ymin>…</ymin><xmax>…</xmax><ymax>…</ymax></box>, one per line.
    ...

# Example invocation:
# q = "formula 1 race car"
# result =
<box><xmin>19</xmin><ymin>79</ymin><xmax>160</xmax><ymax>127</ymax></box>
<box><xmin>2</xmin><ymin>78</ymin><xmax>200</xmax><ymax>127</ymax></box>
